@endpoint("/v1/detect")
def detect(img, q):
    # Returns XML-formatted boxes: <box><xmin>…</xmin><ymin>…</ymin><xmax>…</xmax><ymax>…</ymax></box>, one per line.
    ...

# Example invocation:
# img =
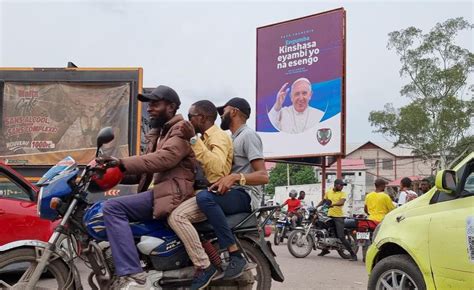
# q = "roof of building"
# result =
<box><xmin>387</xmin><ymin>175</ymin><xmax>424</xmax><ymax>186</ymax></box>
<box><xmin>327</xmin><ymin>158</ymin><xmax>366</xmax><ymax>171</ymax></box>
<box><xmin>265</xmin><ymin>162</ymin><xmax>276</xmax><ymax>171</ymax></box>
<box><xmin>346</xmin><ymin>141</ymin><xmax>415</xmax><ymax>157</ymax></box>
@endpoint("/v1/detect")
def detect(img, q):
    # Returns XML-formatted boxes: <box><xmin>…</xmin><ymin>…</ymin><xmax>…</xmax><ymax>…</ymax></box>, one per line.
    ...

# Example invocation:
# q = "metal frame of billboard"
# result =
<box><xmin>0</xmin><ymin>67</ymin><xmax>143</xmax><ymax>179</ymax></box>
<box><xmin>256</xmin><ymin>7</ymin><xmax>346</xmax><ymax>161</ymax></box>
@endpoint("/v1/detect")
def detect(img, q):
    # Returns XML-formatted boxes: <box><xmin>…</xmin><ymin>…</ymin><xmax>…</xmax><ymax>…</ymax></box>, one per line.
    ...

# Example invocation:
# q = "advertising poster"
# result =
<box><xmin>0</xmin><ymin>82</ymin><xmax>130</xmax><ymax>165</ymax></box>
<box><xmin>256</xmin><ymin>8</ymin><xmax>345</xmax><ymax>158</ymax></box>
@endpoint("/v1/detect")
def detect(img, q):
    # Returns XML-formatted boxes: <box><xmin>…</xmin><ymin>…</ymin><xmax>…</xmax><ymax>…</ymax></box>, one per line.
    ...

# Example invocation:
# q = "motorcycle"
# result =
<box><xmin>286</xmin><ymin>202</ymin><xmax>358</xmax><ymax>259</ymax></box>
<box><xmin>273</xmin><ymin>211</ymin><xmax>292</xmax><ymax>246</ymax></box>
<box><xmin>353</xmin><ymin>217</ymin><xmax>378</xmax><ymax>262</ymax></box>
<box><xmin>0</xmin><ymin>127</ymin><xmax>284</xmax><ymax>290</ymax></box>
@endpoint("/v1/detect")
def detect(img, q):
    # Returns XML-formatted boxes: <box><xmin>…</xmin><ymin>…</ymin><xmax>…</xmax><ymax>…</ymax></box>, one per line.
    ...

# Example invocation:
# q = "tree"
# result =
<box><xmin>266</xmin><ymin>163</ymin><xmax>317</xmax><ymax>195</ymax></box>
<box><xmin>369</xmin><ymin>18</ymin><xmax>474</xmax><ymax>168</ymax></box>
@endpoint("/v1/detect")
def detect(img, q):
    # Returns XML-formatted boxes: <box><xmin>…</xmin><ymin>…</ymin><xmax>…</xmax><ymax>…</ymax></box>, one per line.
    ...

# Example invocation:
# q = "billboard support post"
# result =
<box><xmin>321</xmin><ymin>156</ymin><xmax>326</xmax><ymax>199</ymax></box>
<box><xmin>337</xmin><ymin>155</ymin><xmax>342</xmax><ymax>179</ymax></box>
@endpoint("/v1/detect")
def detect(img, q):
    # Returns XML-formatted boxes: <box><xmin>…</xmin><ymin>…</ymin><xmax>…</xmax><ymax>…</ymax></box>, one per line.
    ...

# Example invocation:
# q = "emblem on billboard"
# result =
<box><xmin>317</xmin><ymin>128</ymin><xmax>332</xmax><ymax>145</ymax></box>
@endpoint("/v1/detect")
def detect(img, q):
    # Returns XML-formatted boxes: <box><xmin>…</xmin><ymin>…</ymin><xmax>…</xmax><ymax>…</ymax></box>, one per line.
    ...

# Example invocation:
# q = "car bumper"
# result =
<box><xmin>365</xmin><ymin>243</ymin><xmax>378</xmax><ymax>274</ymax></box>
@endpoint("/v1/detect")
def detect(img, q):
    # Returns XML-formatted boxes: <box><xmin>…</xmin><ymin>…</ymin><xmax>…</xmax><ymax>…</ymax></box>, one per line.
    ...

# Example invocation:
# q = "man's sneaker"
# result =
<box><xmin>348</xmin><ymin>254</ymin><xmax>358</xmax><ymax>261</ymax></box>
<box><xmin>224</xmin><ymin>254</ymin><xmax>247</xmax><ymax>280</ymax></box>
<box><xmin>317</xmin><ymin>249</ymin><xmax>330</xmax><ymax>256</ymax></box>
<box><xmin>191</xmin><ymin>265</ymin><xmax>218</xmax><ymax>290</ymax></box>
<box><xmin>112</xmin><ymin>272</ymin><xmax>147</xmax><ymax>290</ymax></box>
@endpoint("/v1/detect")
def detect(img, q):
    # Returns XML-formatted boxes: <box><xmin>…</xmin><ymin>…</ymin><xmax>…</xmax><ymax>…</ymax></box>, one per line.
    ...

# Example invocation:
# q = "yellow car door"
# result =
<box><xmin>429</xmin><ymin>158</ymin><xmax>474</xmax><ymax>289</ymax></box>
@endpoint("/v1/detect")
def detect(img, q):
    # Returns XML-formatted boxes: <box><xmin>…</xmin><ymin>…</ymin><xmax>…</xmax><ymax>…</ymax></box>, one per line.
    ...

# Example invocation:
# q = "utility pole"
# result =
<box><xmin>287</xmin><ymin>163</ymin><xmax>290</xmax><ymax>186</ymax></box>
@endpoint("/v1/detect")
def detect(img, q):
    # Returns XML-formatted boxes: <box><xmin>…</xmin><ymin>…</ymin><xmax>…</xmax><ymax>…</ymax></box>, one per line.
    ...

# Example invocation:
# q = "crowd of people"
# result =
<box><xmin>278</xmin><ymin>175</ymin><xmax>432</xmax><ymax>262</ymax></box>
<box><xmin>95</xmin><ymin>83</ymin><xmax>433</xmax><ymax>289</ymax></box>
<box><xmin>98</xmin><ymin>85</ymin><xmax>268</xmax><ymax>290</ymax></box>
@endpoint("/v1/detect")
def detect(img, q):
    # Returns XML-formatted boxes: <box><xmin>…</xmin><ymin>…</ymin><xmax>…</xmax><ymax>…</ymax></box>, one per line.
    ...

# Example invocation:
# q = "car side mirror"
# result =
<box><xmin>435</xmin><ymin>169</ymin><xmax>457</xmax><ymax>195</ymax></box>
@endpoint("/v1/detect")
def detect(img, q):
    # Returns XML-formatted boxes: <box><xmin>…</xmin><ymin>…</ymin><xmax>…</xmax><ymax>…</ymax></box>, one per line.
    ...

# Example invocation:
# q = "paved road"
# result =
<box><xmin>33</xmin><ymin>238</ymin><xmax>369</xmax><ymax>290</ymax></box>
<box><xmin>269</xmin><ymin>238</ymin><xmax>368</xmax><ymax>290</ymax></box>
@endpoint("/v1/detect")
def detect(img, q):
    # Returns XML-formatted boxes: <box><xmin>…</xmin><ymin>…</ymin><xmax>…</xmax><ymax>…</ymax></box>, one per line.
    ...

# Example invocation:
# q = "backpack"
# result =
<box><xmin>401</xmin><ymin>190</ymin><xmax>418</xmax><ymax>202</ymax></box>
<box><xmin>193</xmin><ymin>161</ymin><xmax>210</xmax><ymax>190</ymax></box>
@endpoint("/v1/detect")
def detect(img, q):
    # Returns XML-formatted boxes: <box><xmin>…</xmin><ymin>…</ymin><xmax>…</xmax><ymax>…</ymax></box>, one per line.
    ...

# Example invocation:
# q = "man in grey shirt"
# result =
<box><xmin>196</xmin><ymin>97</ymin><xmax>269</xmax><ymax>280</ymax></box>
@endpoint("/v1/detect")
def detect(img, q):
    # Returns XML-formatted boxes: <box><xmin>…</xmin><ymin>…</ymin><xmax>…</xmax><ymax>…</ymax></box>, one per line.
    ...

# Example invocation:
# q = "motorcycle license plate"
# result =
<box><xmin>356</xmin><ymin>232</ymin><xmax>370</xmax><ymax>240</ymax></box>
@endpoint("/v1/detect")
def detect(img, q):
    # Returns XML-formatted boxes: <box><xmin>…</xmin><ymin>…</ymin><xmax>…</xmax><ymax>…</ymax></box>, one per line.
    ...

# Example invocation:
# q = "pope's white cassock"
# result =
<box><xmin>268</xmin><ymin>105</ymin><xmax>324</xmax><ymax>134</ymax></box>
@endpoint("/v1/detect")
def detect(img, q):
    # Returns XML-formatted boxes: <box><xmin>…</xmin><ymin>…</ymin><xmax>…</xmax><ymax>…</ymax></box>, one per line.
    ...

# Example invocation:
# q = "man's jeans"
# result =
<box><xmin>333</xmin><ymin>217</ymin><xmax>355</xmax><ymax>255</ymax></box>
<box><xmin>196</xmin><ymin>188</ymin><xmax>251</xmax><ymax>249</ymax></box>
<box><xmin>103</xmin><ymin>190</ymin><xmax>154</xmax><ymax>276</ymax></box>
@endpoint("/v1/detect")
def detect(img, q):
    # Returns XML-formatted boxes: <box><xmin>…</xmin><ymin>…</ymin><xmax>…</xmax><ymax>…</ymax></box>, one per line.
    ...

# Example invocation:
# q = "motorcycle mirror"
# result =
<box><xmin>96</xmin><ymin>127</ymin><xmax>115</xmax><ymax>157</ymax></box>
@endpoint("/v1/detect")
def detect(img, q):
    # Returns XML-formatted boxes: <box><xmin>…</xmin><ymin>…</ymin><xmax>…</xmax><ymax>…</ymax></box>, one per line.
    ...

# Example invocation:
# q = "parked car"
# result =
<box><xmin>0</xmin><ymin>162</ymin><xmax>58</xmax><ymax>246</ymax></box>
<box><xmin>366</xmin><ymin>152</ymin><xmax>474</xmax><ymax>290</ymax></box>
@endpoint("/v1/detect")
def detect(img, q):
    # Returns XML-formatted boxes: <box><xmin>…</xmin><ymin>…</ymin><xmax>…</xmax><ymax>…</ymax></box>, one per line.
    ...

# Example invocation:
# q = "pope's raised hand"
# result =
<box><xmin>274</xmin><ymin>82</ymin><xmax>289</xmax><ymax>112</ymax></box>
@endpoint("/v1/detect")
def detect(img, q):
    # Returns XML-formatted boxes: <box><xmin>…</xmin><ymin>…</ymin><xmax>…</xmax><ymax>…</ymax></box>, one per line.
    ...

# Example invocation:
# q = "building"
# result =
<box><xmin>345</xmin><ymin>141</ymin><xmax>436</xmax><ymax>192</ymax></box>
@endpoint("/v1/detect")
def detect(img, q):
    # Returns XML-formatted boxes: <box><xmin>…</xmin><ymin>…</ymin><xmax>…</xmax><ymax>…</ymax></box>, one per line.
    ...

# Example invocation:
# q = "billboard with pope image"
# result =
<box><xmin>256</xmin><ymin>8</ymin><xmax>346</xmax><ymax>158</ymax></box>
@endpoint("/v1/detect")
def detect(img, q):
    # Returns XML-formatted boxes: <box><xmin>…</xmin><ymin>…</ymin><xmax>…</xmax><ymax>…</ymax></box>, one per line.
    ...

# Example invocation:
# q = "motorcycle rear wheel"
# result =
<box><xmin>337</xmin><ymin>233</ymin><xmax>359</xmax><ymax>259</ymax></box>
<box><xmin>0</xmin><ymin>248</ymin><xmax>73</xmax><ymax>289</ymax></box>
<box><xmin>239</xmin><ymin>239</ymin><xmax>272</xmax><ymax>290</ymax></box>
<box><xmin>287</xmin><ymin>229</ymin><xmax>314</xmax><ymax>258</ymax></box>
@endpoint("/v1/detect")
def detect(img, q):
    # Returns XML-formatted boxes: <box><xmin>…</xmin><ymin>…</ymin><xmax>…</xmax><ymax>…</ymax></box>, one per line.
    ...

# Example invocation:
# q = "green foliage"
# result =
<box><xmin>266</xmin><ymin>163</ymin><xmax>317</xmax><ymax>195</ymax></box>
<box><xmin>369</xmin><ymin>18</ymin><xmax>474</xmax><ymax>168</ymax></box>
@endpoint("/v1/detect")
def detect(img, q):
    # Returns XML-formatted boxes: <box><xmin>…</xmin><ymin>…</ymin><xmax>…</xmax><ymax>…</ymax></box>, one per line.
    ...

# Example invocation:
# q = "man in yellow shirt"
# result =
<box><xmin>168</xmin><ymin>100</ymin><xmax>233</xmax><ymax>289</ymax></box>
<box><xmin>364</xmin><ymin>179</ymin><xmax>395</xmax><ymax>222</ymax></box>
<box><xmin>317</xmin><ymin>179</ymin><xmax>358</xmax><ymax>261</ymax></box>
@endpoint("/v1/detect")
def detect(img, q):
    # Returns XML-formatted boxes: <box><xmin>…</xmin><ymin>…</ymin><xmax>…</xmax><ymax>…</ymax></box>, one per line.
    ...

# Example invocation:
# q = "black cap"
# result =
<box><xmin>217</xmin><ymin>97</ymin><xmax>251</xmax><ymax>118</ymax></box>
<box><xmin>137</xmin><ymin>85</ymin><xmax>181</xmax><ymax>107</ymax></box>
<box><xmin>334</xmin><ymin>179</ymin><xmax>347</xmax><ymax>186</ymax></box>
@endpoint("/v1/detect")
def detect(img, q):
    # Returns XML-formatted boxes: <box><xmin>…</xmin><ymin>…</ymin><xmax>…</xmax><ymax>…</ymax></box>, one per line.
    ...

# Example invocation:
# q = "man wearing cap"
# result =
<box><xmin>167</xmin><ymin>100</ymin><xmax>234</xmax><ymax>290</ymax></box>
<box><xmin>268</xmin><ymin>78</ymin><xmax>324</xmax><ymax>134</ymax></box>
<box><xmin>196</xmin><ymin>97</ymin><xmax>270</xmax><ymax>280</ymax></box>
<box><xmin>99</xmin><ymin>85</ymin><xmax>197</xmax><ymax>288</ymax></box>
<box><xmin>317</xmin><ymin>179</ymin><xmax>358</xmax><ymax>261</ymax></box>
<box><xmin>364</xmin><ymin>179</ymin><xmax>395</xmax><ymax>222</ymax></box>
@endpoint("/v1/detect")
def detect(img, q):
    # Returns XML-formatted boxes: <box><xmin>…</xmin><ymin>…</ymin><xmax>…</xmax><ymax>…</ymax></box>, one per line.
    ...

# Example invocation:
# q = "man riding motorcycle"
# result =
<box><xmin>281</xmin><ymin>189</ymin><xmax>302</xmax><ymax>228</ymax></box>
<box><xmin>98</xmin><ymin>85</ymin><xmax>197</xmax><ymax>288</ymax></box>
<box><xmin>316</xmin><ymin>179</ymin><xmax>358</xmax><ymax>261</ymax></box>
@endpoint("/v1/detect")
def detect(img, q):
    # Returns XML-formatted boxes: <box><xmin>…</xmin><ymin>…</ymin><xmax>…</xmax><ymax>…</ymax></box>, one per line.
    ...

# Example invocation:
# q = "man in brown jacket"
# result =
<box><xmin>101</xmin><ymin>85</ymin><xmax>196</xmax><ymax>288</ymax></box>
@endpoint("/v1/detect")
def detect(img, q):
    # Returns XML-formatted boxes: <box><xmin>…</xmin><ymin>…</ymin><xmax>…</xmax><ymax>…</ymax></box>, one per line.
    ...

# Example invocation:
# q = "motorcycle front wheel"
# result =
<box><xmin>0</xmin><ymin>248</ymin><xmax>73</xmax><ymax>289</ymax></box>
<box><xmin>287</xmin><ymin>229</ymin><xmax>314</xmax><ymax>258</ymax></box>
<box><xmin>273</xmin><ymin>227</ymin><xmax>282</xmax><ymax>245</ymax></box>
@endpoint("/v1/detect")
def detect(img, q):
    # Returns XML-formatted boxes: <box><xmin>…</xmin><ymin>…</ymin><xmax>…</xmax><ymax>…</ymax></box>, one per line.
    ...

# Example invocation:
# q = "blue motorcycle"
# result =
<box><xmin>0</xmin><ymin>127</ymin><xmax>284</xmax><ymax>290</ymax></box>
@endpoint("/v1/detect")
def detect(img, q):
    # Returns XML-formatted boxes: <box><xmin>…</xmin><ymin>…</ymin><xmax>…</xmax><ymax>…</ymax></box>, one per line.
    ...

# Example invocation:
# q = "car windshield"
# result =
<box><xmin>37</xmin><ymin>156</ymin><xmax>77</xmax><ymax>186</ymax></box>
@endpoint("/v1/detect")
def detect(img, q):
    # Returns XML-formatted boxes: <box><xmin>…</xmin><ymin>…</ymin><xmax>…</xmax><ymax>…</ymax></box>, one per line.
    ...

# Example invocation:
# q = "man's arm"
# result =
<box><xmin>386</xmin><ymin>195</ymin><xmax>396</xmax><ymax>212</ymax></box>
<box><xmin>192</xmin><ymin>133</ymin><xmax>232</xmax><ymax>180</ymax></box>
<box><xmin>331</xmin><ymin>198</ymin><xmax>346</xmax><ymax>207</ymax></box>
<box><xmin>121</xmin><ymin>122</ymin><xmax>194</xmax><ymax>174</ymax></box>
<box><xmin>317</xmin><ymin>193</ymin><xmax>328</xmax><ymax>207</ymax></box>
<box><xmin>364</xmin><ymin>204</ymin><xmax>369</xmax><ymax>215</ymax></box>
<box><xmin>210</xmin><ymin>159</ymin><xmax>269</xmax><ymax>194</ymax></box>
<box><xmin>268</xmin><ymin>107</ymin><xmax>282</xmax><ymax>130</ymax></box>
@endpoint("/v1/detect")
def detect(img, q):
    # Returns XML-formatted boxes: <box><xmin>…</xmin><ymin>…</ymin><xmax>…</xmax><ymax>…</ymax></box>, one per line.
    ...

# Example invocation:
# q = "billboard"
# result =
<box><xmin>256</xmin><ymin>8</ymin><xmax>346</xmax><ymax>159</ymax></box>
<box><xmin>1</xmin><ymin>82</ymin><xmax>130</xmax><ymax>165</ymax></box>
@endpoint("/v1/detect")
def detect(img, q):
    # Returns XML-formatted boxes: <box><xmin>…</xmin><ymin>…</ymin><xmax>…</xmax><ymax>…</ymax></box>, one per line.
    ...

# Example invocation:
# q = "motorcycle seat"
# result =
<box><xmin>344</xmin><ymin>218</ymin><xmax>357</xmax><ymax>229</ymax></box>
<box><xmin>193</xmin><ymin>212</ymin><xmax>257</xmax><ymax>233</ymax></box>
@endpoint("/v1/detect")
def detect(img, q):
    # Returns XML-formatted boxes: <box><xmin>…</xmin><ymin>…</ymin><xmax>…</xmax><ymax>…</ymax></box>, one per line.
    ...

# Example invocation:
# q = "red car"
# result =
<box><xmin>0</xmin><ymin>162</ymin><xmax>57</xmax><ymax>246</ymax></box>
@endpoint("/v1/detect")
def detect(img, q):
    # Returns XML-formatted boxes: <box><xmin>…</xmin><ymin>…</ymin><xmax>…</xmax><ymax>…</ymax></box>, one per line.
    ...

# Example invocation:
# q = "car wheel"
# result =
<box><xmin>368</xmin><ymin>254</ymin><xmax>426</xmax><ymax>290</ymax></box>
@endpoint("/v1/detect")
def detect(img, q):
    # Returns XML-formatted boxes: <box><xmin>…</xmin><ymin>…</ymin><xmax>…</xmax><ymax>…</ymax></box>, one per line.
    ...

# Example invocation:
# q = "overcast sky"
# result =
<box><xmin>1</xmin><ymin>0</ymin><xmax>472</xmax><ymax>145</ymax></box>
